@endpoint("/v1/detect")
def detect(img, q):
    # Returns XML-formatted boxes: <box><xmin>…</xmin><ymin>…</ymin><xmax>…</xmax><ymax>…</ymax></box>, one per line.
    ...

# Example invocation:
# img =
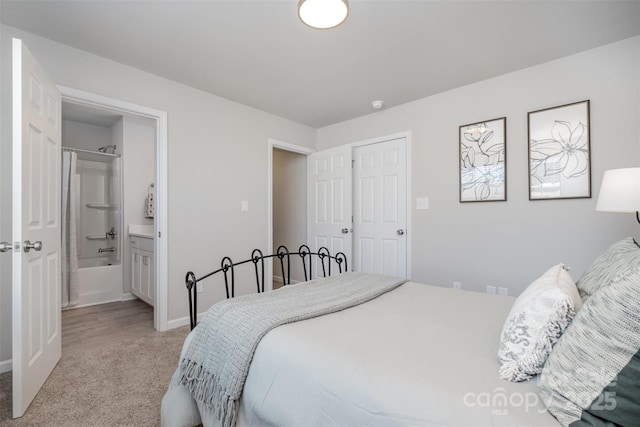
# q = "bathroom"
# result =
<box><xmin>61</xmin><ymin>101</ymin><xmax>156</xmax><ymax>311</ymax></box>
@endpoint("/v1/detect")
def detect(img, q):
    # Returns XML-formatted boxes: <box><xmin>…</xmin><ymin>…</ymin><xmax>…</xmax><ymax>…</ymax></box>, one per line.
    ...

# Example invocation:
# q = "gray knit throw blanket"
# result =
<box><xmin>178</xmin><ymin>272</ymin><xmax>407</xmax><ymax>427</ymax></box>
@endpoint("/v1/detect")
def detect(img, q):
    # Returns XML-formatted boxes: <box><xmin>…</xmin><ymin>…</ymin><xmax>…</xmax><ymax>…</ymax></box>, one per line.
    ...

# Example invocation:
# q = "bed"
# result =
<box><xmin>162</xmin><ymin>240</ymin><xmax>640</xmax><ymax>427</ymax></box>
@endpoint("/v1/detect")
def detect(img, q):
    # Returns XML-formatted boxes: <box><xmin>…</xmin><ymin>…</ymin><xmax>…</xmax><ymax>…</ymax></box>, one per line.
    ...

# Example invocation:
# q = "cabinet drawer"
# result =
<box><xmin>130</xmin><ymin>236</ymin><xmax>154</xmax><ymax>252</ymax></box>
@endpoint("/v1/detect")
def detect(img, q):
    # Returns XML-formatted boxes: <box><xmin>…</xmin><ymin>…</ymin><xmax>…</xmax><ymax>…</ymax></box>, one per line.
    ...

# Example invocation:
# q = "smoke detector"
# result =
<box><xmin>371</xmin><ymin>100</ymin><xmax>384</xmax><ymax>110</ymax></box>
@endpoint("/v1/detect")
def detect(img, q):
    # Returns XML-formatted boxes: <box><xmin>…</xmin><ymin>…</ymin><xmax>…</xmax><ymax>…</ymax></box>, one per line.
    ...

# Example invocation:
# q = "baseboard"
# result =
<box><xmin>120</xmin><ymin>293</ymin><xmax>137</xmax><ymax>301</ymax></box>
<box><xmin>63</xmin><ymin>297</ymin><xmax>124</xmax><ymax>310</ymax></box>
<box><xmin>167</xmin><ymin>313</ymin><xmax>205</xmax><ymax>330</ymax></box>
<box><xmin>273</xmin><ymin>275</ymin><xmax>301</xmax><ymax>285</ymax></box>
<box><xmin>167</xmin><ymin>279</ymin><xmax>302</xmax><ymax>331</ymax></box>
<box><xmin>0</xmin><ymin>359</ymin><xmax>12</xmax><ymax>373</ymax></box>
<box><xmin>167</xmin><ymin>316</ymin><xmax>190</xmax><ymax>330</ymax></box>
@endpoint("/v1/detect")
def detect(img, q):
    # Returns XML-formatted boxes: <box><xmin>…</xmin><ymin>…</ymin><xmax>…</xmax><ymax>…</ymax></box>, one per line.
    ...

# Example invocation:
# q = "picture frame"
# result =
<box><xmin>528</xmin><ymin>100</ymin><xmax>591</xmax><ymax>200</ymax></box>
<box><xmin>459</xmin><ymin>117</ymin><xmax>507</xmax><ymax>202</ymax></box>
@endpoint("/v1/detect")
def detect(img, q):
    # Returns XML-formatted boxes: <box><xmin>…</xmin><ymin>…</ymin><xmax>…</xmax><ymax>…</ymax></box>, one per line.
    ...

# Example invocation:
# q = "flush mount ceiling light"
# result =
<box><xmin>298</xmin><ymin>0</ymin><xmax>349</xmax><ymax>29</ymax></box>
<box><xmin>371</xmin><ymin>100</ymin><xmax>384</xmax><ymax>110</ymax></box>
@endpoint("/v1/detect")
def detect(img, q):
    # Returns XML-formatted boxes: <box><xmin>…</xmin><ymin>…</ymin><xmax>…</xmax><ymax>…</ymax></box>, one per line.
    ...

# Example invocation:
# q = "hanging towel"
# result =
<box><xmin>145</xmin><ymin>182</ymin><xmax>155</xmax><ymax>218</ymax></box>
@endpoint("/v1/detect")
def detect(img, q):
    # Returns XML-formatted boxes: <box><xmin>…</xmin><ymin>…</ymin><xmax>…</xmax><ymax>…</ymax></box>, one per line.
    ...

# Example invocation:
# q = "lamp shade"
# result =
<box><xmin>298</xmin><ymin>0</ymin><xmax>349</xmax><ymax>29</ymax></box>
<box><xmin>595</xmin><ymin>167</ymin><xmax>640</xmax><ymax>212</ymax></box>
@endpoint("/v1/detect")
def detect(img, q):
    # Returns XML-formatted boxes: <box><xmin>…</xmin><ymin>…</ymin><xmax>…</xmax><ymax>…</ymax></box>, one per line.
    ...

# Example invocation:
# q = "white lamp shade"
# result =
<box><xmin>595</xmin><ymin>167</ymin><xmax>640</xmax><ymax>212</ymax></box>
<box><xmin>298</xmin><ymin>0</ymin><xmax>349</xmax><ymax>29</ymax></box>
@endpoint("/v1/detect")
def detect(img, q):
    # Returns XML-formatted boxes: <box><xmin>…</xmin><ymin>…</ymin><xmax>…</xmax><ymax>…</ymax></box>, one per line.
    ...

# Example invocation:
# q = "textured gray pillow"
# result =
<box><xmin>576</xmin><ymin>237</ymin><xmax>640</xmax><ymax>301</ymax></box>
<box><xmin>539</xmin><ymin>266</ymin><xmax>640</xmax><ymax>426</ymax></box>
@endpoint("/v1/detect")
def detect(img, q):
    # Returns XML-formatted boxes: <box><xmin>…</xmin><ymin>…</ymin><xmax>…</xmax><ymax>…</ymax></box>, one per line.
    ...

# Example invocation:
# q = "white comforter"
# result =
<box><xmin>162</xmin><ymin>281</ymin><xmax>560</xmax><ymax>426</ymax></box>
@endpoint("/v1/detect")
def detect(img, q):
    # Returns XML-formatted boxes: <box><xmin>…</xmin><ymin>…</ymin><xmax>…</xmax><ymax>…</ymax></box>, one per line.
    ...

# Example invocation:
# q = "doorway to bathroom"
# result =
<box><xmin>61</xmin><ymin>102</ymin><xmax>155</xmax><ymax>311</ymax></box>
<box><xmin>59</xmin><ymin>86</ymin><xmax>168</xmax><ymax>332</ymax></box>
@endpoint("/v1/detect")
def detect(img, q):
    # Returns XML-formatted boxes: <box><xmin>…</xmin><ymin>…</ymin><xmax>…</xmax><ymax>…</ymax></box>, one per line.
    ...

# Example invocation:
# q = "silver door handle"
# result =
<box><xmin>341</xmin><ymin>228</ymin><xmax>349</xmax><ymax>234</ymax></box>
<box><xmin>397</xmin><ymin>229</ymin><xmax>405</xmax><ymax>236</ymax></box>
<box><xmin>0</xmin><ymin>242</ymin><xmax>12</xmax><ymax>253</ymax></box>
<box><xmin>23</xmin><ymin>240</ymin><xmax>43</xmax><ymax>252</ymax></box>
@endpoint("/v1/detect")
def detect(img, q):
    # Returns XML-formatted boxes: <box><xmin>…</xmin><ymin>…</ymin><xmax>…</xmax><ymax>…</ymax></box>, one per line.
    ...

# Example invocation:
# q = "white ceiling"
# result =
<box><xmin>2</xmin><ymin>0</ymin><xmax>639</xmax><ymax>128</ymax></box>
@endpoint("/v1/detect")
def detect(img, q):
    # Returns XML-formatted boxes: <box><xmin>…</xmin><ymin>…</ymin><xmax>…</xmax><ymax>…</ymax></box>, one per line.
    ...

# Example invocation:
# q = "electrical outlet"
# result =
<box><xmin>453</xmin><ymin>281</ymin><xmax>461</xmax><ymax>290</ymax></box>
<box><xmin>498</xmin><ymin>287</ymin><xmax>509</xmax><ymax>296</ymax></box>
<box><xmin>486</xmin><ymin>285</ymin><xmax>497</xmax><ymax>295</ymax></box>
<box><xmin>197</xmin><ymin>282</ymin><xmax>203</xmax><ymax>293</ymax></box>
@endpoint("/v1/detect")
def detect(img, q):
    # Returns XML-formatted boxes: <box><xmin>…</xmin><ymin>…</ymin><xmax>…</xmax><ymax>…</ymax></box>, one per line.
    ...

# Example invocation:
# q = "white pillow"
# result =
<box><xmin>498</xmin><ymin>264</ymin><xmax>582</xmax><ymax>382</ymax></box>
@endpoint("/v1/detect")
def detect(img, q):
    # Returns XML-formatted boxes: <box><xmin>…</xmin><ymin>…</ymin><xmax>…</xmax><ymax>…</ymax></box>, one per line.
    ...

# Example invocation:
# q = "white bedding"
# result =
<box><xmin>162</xmin><ymin>281</ymin><xmax>560</xmax><ymax>426</ymax></box>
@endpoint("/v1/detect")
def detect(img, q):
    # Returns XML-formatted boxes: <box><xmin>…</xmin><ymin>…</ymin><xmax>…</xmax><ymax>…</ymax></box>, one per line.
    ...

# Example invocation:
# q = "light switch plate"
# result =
<box><xmin>416</xmin><ymin>197</ymin><xmax>429</xmax><ymax>210</ymax></box>
<box><xmin>241</xmin><ymin>200</ymin><xmax>249</xmax><ymax>212</ymax></box>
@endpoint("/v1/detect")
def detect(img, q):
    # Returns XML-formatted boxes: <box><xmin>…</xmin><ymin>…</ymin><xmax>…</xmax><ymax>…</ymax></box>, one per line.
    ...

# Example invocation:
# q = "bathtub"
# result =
<box><xmin>74</xmin><ymin>256</ymin><xmax>124</xmax><ymax>308</ymax></box>
<box><xmin>78</xmin><ymin>257</ymin><xmax>117</xmax><ymax>268</ymax></box>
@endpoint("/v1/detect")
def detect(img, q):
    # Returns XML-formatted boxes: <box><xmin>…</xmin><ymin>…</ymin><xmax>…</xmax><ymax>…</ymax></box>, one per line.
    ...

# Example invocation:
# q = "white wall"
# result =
<box><xmin>122</xmin><ymin>114</ymin><xmax>155</xmax><ymax>295</ymax></box>
<box><xmin>62</xmin><ymin>119</ymin><xmax>112</xmax><ymax>151</ymax></box>
<box><xmin>0</xmin><ymin>25</ymin><xmax>316</xmax><ymax>365</ymax></box>
<box><xmin>318</xmin><ymin>36</ymin><xmax>640</xmax><ymax>295</ymax></box>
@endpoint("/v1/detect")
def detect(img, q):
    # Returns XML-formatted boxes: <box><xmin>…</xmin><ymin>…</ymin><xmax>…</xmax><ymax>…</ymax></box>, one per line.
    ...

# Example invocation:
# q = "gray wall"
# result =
<box><xmin>0</xmin><ymin>25</ymin><xmax>316</xmax><ymax>366</ymax></box>
<box><xmin>317</xmin><ymin>36</ymin><xmax>640</xmax><ymax>295</ymax></box>
<box><xmin>122</xmin><ymin>114</ymin><xmax>155</xmax><ymax>295</ymax></box>
<box><xmin>272</xmin><ymin>148</ymin><xmax>307</xmax><ymax>284</ymax></box>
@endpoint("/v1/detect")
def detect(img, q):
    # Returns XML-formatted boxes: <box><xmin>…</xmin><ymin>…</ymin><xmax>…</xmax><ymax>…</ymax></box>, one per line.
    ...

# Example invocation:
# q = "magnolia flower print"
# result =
<box><xmin>530</xmin><ymin>120</ymin><xmax>588</xmax><ymax>184</ymax></box>
<box><xmin>460</xmin><ymin>123</ymin><xmax>505</xmax><ymax>200</ymax></box>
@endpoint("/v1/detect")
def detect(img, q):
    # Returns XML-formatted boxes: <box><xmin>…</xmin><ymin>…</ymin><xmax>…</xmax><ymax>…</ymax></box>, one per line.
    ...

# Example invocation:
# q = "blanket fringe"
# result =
<box><xmin>178</xmin><ymin>358</ymin><xmax>238</xmax><ymax>427</ymax></box>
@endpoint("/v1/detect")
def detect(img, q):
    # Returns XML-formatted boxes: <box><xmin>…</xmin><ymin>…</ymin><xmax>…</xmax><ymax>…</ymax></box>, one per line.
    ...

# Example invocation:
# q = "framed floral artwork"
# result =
<box><xmin>459</xmin><ymin>117</ymin><xmax>507</xmax><ymax>202</ymax></box>
<box><xmin>528</xmin><ymin>100</ymin><xmax>591</xmax><ymax>200</ymax></box>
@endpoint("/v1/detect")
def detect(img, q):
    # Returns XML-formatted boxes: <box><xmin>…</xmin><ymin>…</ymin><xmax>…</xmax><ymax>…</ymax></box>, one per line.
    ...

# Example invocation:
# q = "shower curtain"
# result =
<box><xmin>61</xmin><ymin>151</ymin><xmax>79</xmax><ymax>308</ymax></box>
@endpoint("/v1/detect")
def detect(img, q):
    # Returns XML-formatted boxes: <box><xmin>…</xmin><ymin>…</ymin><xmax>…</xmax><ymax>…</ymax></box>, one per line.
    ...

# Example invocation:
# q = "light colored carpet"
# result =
<box><xmin>0</xmin><ymin>325</ymin><xmax>190</xmax><ymax>426</ymax></box>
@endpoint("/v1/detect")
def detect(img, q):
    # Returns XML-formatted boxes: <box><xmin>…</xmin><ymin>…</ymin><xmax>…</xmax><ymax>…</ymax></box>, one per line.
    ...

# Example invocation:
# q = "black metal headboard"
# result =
<box><xmin>185</xmin><ymin>244</ymin><xmax>348</xmax><ymax>330</ymax></box>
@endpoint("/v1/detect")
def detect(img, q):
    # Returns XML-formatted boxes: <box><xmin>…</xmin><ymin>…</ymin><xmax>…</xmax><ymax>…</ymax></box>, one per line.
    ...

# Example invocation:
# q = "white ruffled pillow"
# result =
<box><xmin>498</xmin><ymin>264</ymin><xmax>582</xmax><ymax>382</ymax></box>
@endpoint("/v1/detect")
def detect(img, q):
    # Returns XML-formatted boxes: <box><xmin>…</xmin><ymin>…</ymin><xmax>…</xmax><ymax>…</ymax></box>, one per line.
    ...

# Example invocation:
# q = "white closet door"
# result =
<box><xmin>307</xmin><ymin>145</ymin><xmax>352</xmax><ymax>277</ymax></box>
<box><xmin>12</xmin><ymin>38</ymin><xmax>62</xmax><ymax>418</ymax></box>
<box><xmin>353</xmin><ymin>138</ymin><xmax>407</xmax><ymax>277</ymax></box>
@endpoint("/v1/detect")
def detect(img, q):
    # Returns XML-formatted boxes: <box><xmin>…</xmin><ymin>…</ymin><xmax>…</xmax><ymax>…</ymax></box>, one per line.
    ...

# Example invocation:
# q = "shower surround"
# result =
<box><xmin>64</xmin><ymin>147</ymin><xmax>123</xmax><ymax>308</ymax></box>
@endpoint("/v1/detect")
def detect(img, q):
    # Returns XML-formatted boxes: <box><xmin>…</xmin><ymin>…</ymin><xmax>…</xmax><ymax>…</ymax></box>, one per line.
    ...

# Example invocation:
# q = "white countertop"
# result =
<box><xmin>129</xmin><ymin>224</ymin><xmax>154</xmax><ymax>238</ymax></box>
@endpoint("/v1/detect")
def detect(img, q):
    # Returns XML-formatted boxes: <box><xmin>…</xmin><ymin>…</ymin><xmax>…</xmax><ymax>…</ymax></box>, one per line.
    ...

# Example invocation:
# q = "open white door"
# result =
<box><xmin>12</xmin><ymin>38</ymin><xmax>62</xmax><ymax>418</ymax></box>
<box><xmin>307</xmin><ymin>145</ymin><xmax>352</xmax><ymax>276</ymax></box>
<box><xmin>353</xmin><ymin>137</ymin><xmax>408</xmax><ymax>277</ymax></box>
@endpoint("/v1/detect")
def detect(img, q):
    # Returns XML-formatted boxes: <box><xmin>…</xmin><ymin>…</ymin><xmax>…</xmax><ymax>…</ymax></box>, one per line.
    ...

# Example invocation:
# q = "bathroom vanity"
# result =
<box><xmin>129</xmin><ymin>225</ymin><xmax>155</xmax><ymax>306</ymax></box>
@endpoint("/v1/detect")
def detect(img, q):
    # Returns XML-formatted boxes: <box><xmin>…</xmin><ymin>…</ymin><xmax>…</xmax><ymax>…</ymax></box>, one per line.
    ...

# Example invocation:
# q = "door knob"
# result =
<box><xmin>0</xmin><ymin>242</ymin><xmax>12</xmax><ymax>253</ymax></box>
<box><xmin>341</xmin><ymin>228</ymin><xmax>349</xmax><ymax>234</ymax></box>
<box><xmin>397</xmin><ymin>229</ymin><xmax>405</xmax><ymax>236</ymax></box>
<box><xmin>23</xmin><ymin>240</ymin><xmax>43</xmax><ymax>252</ymax></box>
